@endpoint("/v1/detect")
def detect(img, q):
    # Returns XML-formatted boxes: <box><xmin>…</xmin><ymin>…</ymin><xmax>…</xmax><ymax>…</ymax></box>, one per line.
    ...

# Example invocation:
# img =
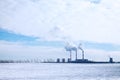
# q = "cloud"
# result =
<box><xmin>1</xmin><ymin>27</ymin><xmax>120</xmax><ymax>52</ymax></box>
<box><xmin>0</xmin><ymin>40</ymin><xmax>67</xmax><ymax>60</ymax></box>
<box><xmin>0</xmin><ymin>0</ymin><xmax>120</xmax><ymax>44</ymax></box>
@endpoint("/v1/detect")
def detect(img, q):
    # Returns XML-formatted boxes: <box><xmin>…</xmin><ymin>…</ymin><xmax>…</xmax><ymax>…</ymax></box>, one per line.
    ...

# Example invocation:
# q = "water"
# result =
<box><xmin>0</xmin><ymin>63</ymin><xmax>120</xmax><ymax>80</ymax></box>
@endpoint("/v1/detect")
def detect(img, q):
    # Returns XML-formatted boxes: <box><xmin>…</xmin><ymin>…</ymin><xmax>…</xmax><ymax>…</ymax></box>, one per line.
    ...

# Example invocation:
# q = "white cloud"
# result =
<box><xmin>0</xmin><ymin>40</ymin><xmax>68</xmax><ymax>60</ymax></box>
<box><xmin>0</xmin><ymin>0</ymin><xmax>120</xmax><ymax>44</ymax></box>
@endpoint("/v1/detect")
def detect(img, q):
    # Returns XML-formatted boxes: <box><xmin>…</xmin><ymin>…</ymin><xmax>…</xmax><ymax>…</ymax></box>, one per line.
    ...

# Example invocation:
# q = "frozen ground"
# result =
<box><xmin>0</xmin><ymin>63</ymin><xmax>120</xmax><ymax>80</ymax></box>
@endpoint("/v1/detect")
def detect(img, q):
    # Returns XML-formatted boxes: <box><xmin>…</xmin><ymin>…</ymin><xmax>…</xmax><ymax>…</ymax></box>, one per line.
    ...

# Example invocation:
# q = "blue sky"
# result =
<box><xmin>0</xmin><ymin>28</ymin><xmax>38</xmax><ymax>42</ymax></box>
<box><xmin>0</xmin><ymin>0</ymin><xmax>120</xmax><ymax>61</ymax></box>
<box><xmin>1</xmin><ymin>28</ymin><xmax>120</xmax><ymax>51</ymax></box>
<box><xmin>0</xmin><ymin>28</ymin><xmax>64</xmax><ymax>47</ymax></box>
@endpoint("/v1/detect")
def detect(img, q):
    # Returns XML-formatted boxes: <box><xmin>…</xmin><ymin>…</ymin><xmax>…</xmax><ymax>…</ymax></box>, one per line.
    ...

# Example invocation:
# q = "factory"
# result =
<box><xmin>56</xmin><ymin>43</ymin><xmax>115</xmax><ymax>63</ymax></box>
<box><xmin>43</xmin><ymin>43</ymin><xmax>119</xmax><ymax>63</ymax></box>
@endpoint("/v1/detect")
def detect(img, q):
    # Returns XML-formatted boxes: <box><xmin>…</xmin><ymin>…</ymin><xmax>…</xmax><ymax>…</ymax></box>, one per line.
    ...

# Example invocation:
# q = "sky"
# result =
<box><xmin>0</xmin><ymin>0</ymin><xmax>120</xmax><ymax>61</ymax></box>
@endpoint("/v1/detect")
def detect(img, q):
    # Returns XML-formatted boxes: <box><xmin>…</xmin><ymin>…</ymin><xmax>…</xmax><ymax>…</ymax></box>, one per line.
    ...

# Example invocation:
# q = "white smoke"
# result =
<box><xmin>78</xmin><ymin>43</ymin><xmax>84</xmax><ymax>52</ymax></box>
<box><xmin>65</xmin><ymin>43</ymin><xmax>72</xmax><ymax>51</ymax></box>
<box><xmin>65</xmin><ymin>42</ymin><xmax>77</xmax><ymax>51</ymax></box>
<box><xmin>78</xmin><ymin>43</ymin><xmax>85</xmax><ymax>59</ymax></box>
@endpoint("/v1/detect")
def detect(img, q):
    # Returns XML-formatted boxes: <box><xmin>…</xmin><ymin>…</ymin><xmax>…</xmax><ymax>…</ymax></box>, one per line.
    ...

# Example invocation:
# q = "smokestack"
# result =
<box><xmin>76</xmin><ymin>49</ymin><xmax>77</xmax><ymax>60</ymax></box>
<box><xmin>71</xmin><ymin>47</ymin><xmax>77</xmax><ymax>60</ymax></box>
<box><xmin>65</xmin><ymin>43</ymin><xmax>72</xmax><ymax>60</ymax></box>
<box><xmin>70</xmin><ymin>50</ymin><xmax>72</xmax><ymax>61</ymax></box>
<box><xmin>65</xmin><ymin>42</ymin><xmax>77</xmax><ymax>61</ymax></box>
<box><xmin>82</xmin><ymin>50</ymin><xmax>84</xmax><ymax>60</ymax></box>
<box><xmin>78</xmin><ymin>44</ymin><xmax>84</xmax><ymax>60</ymax></box>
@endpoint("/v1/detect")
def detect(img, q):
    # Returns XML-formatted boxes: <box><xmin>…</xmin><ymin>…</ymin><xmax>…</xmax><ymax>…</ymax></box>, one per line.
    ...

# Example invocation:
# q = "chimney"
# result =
<box><xmin>75</xmin><ymin>49</ymin><xmax>77</xmax><ymax>60</ymax></box>
<box><xmin>82</xmin><ymin>50</ymin><xmax>84</xmax><ymax>60</ymax></box>
<box><xmin>78</xmin><ymin>44</ymin><xmax>84</xmax><ymax>60</ymax></box>
<box><xmin>70</xmin><ymin>50</ymin><xmax>72</xmax><ymax>61</ymax></box>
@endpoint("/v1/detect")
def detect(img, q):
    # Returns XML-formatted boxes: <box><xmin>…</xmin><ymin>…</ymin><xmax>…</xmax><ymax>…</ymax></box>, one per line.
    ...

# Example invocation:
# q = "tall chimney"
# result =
<box><xmin>82</xmin><ymin>50</ymin><xmax>84</xmax><ymax>60</ymax></box>
<box><xmin>75</xmin><ymin>49</ymin><xmax>77</xmax><ymax>60</ymax></box>
<box><xmin>78</xmin><ymin>44</ymin><xmax>84</xmax><ymax>60</ymax></box>
<box><xmin>70</xmin><ymin>50</ymin><xmax>72</xmax><ymax>61</ymax></box>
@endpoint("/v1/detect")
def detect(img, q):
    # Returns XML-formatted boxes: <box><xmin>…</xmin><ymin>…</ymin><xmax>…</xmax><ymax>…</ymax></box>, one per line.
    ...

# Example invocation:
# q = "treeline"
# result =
<box><xmin>0</xmin><ymin>59</ymin><xmax>57</xmax><ymax>63</ymax></box>
<box><xmin>0</xmin><ymin>59</ymin><xmax>42</xmax><ymax>63</ymax></box>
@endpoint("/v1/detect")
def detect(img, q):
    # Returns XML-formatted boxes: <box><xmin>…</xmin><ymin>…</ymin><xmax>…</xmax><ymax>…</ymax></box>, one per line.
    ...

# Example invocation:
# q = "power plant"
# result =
<box><xmin>65</xmin><ymin>43</ymin><xmax>91</xmax><ymax>63</ymax></box>
<box><xmin>64</xmin><ymin>43</ymin><xmax>115</xmax><ymax>63</ymax></box>
<box><xmin>50</xmin><ymin>42</ymin><xmax>120</xmax><ymax>64</ymax></box>
<box><xmin>1</xmin><ymin>42</ymin><xmax>119</xmax><ymax>63</ymax></box>
<box><xmin>42</xmin><ymin>43</ymin><xmax>120</xmax><ymax>63</ymax></box>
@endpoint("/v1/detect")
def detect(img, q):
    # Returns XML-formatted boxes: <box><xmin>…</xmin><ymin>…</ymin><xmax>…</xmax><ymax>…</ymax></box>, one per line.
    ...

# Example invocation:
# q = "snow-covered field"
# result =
<box><xmin>0</xmin><ymin>63</ymin><xmax>120</xmax><ymax>80</ymax></box>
